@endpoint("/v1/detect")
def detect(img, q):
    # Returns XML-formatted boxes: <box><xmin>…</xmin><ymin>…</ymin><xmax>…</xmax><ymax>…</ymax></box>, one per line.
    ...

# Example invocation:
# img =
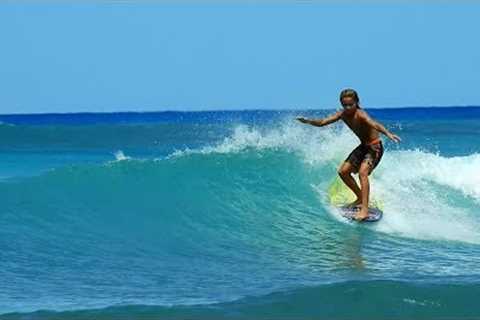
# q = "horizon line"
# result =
<box><xmin>1</xmin><ymin>105</ymin><xmax>480</xmax><ymax>116</ymax></box>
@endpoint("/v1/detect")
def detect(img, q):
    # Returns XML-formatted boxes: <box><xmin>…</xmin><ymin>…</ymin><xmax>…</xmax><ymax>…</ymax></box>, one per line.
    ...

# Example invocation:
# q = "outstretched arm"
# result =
<box><xmin>361</xmin><ymin>113</ymin><xmax>401</xmax><ymax>142</ymax></box>
<box><xmin>296</xmin><ymin>111</ymin><xmax>342</xmax><ymax>127</ymax></box>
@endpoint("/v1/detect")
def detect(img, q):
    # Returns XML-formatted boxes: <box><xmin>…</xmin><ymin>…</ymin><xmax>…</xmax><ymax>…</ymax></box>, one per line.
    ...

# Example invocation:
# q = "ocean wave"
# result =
<box><xmin>2</xmin><ymin>123</ymin><xmax>480</xmax><ymax>248</ymax></box>
<box><xmin>2</xmin><ymin>280</ymin><xmax>479</xmax><ymax>320</ymax></box>
<box><xmin>2</xmin><ymin>121</ymin><xmax>480</xmax><ymax>317</ymax></box>
<box><xmin>167</xmin><ymin>122</ymin><xmax>480</xmax><ymax>244</ymax></box>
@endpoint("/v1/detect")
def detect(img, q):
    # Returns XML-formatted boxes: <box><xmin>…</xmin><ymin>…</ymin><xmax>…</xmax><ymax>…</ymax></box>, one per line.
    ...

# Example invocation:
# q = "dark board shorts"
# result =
<box><xmin>346</xmin><ymin>140</ymin><xmax>384</xmax><ymax>174</ymax></box>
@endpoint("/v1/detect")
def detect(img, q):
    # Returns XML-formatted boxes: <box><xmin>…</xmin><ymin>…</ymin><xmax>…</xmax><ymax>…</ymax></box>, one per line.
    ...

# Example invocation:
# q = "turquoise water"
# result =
<box><xmin>1</xmin><ymin>108</ymin><xmax>480</xmax><ymax>319</ymax></box>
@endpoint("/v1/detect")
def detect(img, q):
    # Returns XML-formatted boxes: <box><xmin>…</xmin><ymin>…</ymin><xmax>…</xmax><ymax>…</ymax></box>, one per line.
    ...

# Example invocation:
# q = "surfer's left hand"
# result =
<box><xmin>388</xmin><ymin>133</ymin><xmax>401</xmax><ymax>143</ymax></box>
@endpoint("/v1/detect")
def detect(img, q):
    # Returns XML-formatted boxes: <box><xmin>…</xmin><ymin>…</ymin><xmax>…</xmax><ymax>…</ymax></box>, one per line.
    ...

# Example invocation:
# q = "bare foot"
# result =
<box><xmin>346</xmin><ymin>198</ymin><xmax>362</xmax><ymax>208</ymax></box>
<box><xmin>354</xmin><ymin>208</ymin><xmax>369</xmax><ymax>221</ymax></box>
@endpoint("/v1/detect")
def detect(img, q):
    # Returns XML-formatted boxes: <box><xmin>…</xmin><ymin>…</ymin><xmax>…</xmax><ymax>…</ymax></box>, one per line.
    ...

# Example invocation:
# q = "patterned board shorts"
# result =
<box><xmin>345</xmin><ymin>140</ymin><xmax>384</xmax><ymax>174</ymax></box>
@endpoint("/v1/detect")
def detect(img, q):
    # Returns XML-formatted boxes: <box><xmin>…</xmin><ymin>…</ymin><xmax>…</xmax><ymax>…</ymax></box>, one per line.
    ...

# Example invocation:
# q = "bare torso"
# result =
<box><xmin>341</xmin><ymin>109</ymin><xmax>379</xmax><ymax>144</ymax></box>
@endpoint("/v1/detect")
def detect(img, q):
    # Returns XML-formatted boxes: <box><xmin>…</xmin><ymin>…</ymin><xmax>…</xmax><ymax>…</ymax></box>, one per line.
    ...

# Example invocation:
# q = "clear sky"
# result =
<box><xmin>0</xmin><ymin>2</ymin><xmax>479</xmax><ymax>114</ymax></box>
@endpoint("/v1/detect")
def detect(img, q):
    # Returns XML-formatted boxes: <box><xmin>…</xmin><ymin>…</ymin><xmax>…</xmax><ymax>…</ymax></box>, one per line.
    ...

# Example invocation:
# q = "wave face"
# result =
<box><xmin>1</xmin><ymin>109</ymin><xmax>480</xmax><ymax>318</ymax></box>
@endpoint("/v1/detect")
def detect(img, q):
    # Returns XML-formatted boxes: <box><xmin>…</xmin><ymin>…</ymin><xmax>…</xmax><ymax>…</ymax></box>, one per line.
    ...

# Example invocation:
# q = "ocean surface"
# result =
<box><xmin>1</xmin><ymin>107</ymin><xmax>480</xmax><ymax>319</ymax></box>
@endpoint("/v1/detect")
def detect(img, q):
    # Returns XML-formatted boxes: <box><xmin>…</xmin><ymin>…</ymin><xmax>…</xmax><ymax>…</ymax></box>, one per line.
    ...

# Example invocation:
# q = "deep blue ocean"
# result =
<box><xmin>1</xmin><ymin>107</ymin><xmax>480</xmax><ymax>319</ymax></box>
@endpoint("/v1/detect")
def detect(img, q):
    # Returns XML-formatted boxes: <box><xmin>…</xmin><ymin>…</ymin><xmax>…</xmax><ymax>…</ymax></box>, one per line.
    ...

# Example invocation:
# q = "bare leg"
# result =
<box><xmin>354</xmin><ymin>161</ymin><xmax>371</xmax><ymax>221</ymax></box>
<box><xmin>338</xmin><ymin>162</ymin><xmax>362</xmax><ymax>206</ymax></box>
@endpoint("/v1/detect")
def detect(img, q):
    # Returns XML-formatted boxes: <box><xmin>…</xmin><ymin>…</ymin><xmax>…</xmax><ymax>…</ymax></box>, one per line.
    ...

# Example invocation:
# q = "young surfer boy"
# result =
<box><xmin>297</xmin><ymin>89</ymin><xmax>401</xmax><ymax>221</ymax></box>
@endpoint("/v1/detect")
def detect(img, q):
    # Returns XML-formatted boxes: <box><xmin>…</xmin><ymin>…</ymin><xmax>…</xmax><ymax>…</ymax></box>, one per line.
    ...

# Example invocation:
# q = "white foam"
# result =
<box><xmin>371</xmin><ymin>151</ymin><xmax>480</xmax><ymax>244</ymax></box>
<box><xmin>113</xmin><ymin>150</ymin><xmax>131</xmax><ymax>161</ymax></box>
<box><xmin>169</xmin><ymin>119</ymin><xmax>358</xmax><ymax>166</ymax></box>
<box><xmin>380</xmin><ymin>150</ymin><xmax>480</xmax><ymax>200</ymax></box>
<box><xmin>314</xmin><ymin>149</ymin><xmax>480</xmax><ymax>244</ymax></box>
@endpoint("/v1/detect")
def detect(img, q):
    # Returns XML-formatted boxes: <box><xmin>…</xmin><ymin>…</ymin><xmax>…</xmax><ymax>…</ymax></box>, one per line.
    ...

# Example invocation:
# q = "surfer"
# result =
<box><xmin>296</xmin><ymin>89</ymin><xmax>401</xmax><ymax>221</ymax></box>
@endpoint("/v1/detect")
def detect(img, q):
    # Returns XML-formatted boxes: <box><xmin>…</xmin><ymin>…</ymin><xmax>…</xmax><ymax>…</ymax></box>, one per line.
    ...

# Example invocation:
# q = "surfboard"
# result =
<box><xmin>328</xmin><ymin>177</ymin><xmax>383</xmax><ymax>222</ymax></box>
<box><xmin>338</xmin><ymin>205</ymin><xmax>383</xmax><ymax>222</ymax></box>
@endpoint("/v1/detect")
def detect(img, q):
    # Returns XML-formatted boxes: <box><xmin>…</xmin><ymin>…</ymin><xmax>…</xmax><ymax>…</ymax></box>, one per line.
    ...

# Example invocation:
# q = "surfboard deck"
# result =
<box><xmin>328</xmin><ymin>177</ymin><xmax>384</xmax><ymax>222</ymax></box>
<box><xmin>339</xmin><ymin>205</ymin><xmax>383</xmax><ymax>222</ymax></box>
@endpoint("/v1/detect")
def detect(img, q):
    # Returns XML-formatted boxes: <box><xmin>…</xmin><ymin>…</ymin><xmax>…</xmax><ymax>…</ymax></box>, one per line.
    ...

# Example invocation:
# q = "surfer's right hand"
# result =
<box><xmin>296</xmin><ymin>117</ymin><xmax>309</xmax><ymax>124</ymax></box>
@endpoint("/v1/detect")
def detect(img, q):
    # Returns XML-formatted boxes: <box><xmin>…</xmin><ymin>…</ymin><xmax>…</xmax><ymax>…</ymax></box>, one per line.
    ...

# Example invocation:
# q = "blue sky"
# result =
<box><xmin>0</xmin><ymin>2</ymin><xmax>479</xmax><ymax>114</ymax></box>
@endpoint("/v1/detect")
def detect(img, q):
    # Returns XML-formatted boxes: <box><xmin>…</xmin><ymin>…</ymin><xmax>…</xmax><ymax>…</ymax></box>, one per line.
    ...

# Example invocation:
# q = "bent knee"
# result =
<box><xmin>338</xmin><ymin>164</ymin><xmax>354</xmax><ymax>176</ymax></box>
<box><xmin>358</xmin><ymin>167</ymin><xmax>370</xmax><ymax>178</ymax></box>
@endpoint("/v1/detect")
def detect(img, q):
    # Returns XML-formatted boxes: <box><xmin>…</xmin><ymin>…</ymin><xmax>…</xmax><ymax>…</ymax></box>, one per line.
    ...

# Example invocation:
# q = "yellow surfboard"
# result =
<box><xmin>328</xmin><ymin>176</ymin><xmax>384</xmax><ymax>211</ymax></box>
